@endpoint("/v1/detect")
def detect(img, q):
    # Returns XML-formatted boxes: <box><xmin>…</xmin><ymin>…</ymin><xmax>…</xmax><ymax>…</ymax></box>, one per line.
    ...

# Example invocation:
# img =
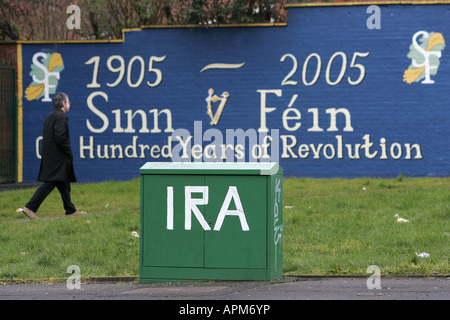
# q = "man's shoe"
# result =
<box><xmin>67</xmin><ymin>210</ymin><xmax>87</xmax><ymax>217</ymax></box>
<box><xmin>22</xmin><ymin>207</ymin><xmax>37</xmax><ymax>220</ymax></box>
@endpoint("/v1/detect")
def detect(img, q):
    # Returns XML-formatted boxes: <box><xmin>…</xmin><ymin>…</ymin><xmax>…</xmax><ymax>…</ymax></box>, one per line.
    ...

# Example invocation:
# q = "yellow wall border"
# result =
<box><xmin>17</xmin><ymin>43</ymin><xmax>23</xmax><ymax>183</ymax></box>
<box><xmin>286</xmin><ymin>0</ymin><xmax>450</xmax><ymax>7</ymax></box>
<box><xmin>140</xmin><ymin>23</ymin><xmax>287</xmax><ymax>29</ymax></box>
<box><xmin>16</xmin><ymin>23</ymin><xmax>286</xmax><ymax>45</ymax></box>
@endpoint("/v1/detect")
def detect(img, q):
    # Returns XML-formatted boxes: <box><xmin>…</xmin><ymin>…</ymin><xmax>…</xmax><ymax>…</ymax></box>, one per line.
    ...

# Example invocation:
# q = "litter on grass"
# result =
<box><xmin>131</xmin><ymin>231</ymin><xmax>139</xmax><ymax>238</ymax></box>
<box><xmin>394</xmin><ymin>214</ymin><xmax>409</xmax><ymax>223</ymax></box>
<box><xmin>416</xmin><ymin>252</ymin><xmax>430</xmax><ymax>258</ymax></box>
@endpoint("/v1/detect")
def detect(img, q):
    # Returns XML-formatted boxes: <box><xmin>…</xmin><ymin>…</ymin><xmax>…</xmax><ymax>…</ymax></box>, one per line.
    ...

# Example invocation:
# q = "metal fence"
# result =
<box><xmin>0</xmin><ymin>65</ymin><xmax>17</xmax><ymax>183</ymax></box>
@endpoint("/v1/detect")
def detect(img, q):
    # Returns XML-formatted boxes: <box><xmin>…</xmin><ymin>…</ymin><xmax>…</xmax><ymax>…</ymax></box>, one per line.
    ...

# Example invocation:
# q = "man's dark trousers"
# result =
<box><xmin>25</xmin><ymin>181</ymin><xmax>76</xmax><ymax>215</ymax></box>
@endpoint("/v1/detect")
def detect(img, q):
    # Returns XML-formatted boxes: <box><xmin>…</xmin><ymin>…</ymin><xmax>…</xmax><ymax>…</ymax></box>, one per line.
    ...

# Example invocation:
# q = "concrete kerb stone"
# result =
<box><xmin>1</xmin><ymin>274</ymin><xmax>447</xmax><ymax>286</ymax></box>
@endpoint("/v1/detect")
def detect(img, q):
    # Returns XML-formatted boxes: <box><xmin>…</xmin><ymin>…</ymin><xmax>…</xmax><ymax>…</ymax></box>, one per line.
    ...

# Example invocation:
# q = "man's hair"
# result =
<box><xmin>53</xmin><ymin>92</ymin><xmax>68</xmax><ymax>109</ymax></box>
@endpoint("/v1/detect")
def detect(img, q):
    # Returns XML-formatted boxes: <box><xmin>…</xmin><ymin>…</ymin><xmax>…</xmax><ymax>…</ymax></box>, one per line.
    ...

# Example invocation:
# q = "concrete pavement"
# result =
<box><xmin>1</xmin><ymin>276</ymin><xmax>448</xmax><ymax>300</ymax></box>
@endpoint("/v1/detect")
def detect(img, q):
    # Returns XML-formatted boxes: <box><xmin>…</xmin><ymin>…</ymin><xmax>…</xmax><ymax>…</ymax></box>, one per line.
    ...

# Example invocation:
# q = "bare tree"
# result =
<box><xmin>0</xmin><ymin>0</ymin><xmax>286</xmax><ymax>41</ymax></box>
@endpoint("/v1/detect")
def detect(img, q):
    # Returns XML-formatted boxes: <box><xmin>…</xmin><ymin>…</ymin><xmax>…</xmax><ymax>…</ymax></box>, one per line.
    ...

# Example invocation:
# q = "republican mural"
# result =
<box><xmin>19</xmin><ymin>3</ymin><xmax>449</xmax><ymax>182</ymax></box>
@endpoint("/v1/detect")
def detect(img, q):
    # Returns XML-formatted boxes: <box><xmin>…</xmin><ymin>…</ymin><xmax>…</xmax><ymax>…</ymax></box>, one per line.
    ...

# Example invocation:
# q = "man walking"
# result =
<box><xmin>20</xmin><ymin>92</ymin><xmax>86</xmax><ymax>219</ymax></box>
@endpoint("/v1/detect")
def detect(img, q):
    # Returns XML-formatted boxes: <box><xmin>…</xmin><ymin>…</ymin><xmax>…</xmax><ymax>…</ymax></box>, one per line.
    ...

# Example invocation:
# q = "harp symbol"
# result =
<box><xmin>205</xmin><ymin>88</ymin><xmax>229</xmax><ymax>125</ymax></box>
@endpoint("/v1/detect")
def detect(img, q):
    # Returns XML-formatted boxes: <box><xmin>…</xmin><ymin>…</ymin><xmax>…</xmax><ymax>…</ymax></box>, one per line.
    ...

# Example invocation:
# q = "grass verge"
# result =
<box><xmin>0</xmin><ymin>177</ymin><xmax>448</xmax><ymax>281</ymax></box>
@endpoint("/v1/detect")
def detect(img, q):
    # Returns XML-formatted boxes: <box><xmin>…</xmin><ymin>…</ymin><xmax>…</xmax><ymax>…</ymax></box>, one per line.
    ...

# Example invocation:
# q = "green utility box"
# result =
<box><xmin>139</xmin><ymin>162</ymin><xmax>283</xmax><ymax>282</ymax></box>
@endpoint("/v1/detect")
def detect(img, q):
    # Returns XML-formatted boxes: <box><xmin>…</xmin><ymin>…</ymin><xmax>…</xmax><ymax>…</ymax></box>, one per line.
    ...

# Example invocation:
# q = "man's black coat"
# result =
<box><xmin>38</xmin><ymin>108</ymin><xmax>77</xmax><ymax>182</ymax></box>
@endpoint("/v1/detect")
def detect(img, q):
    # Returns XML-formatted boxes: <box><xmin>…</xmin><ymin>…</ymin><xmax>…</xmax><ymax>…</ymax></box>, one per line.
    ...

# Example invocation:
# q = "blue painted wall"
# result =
<box><xmin>21</xmin><ymin>4</ymin><xmax>449</xmax><ymax>182</ymax></box>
